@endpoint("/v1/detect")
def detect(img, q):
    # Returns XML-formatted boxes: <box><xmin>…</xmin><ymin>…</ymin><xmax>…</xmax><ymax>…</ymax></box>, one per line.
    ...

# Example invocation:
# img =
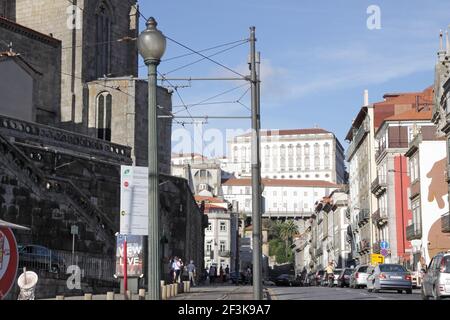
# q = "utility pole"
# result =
<box><xmin>250</xmin><ymin>26</ymin><xmax>263</xmax><ymax>300</ymax></box>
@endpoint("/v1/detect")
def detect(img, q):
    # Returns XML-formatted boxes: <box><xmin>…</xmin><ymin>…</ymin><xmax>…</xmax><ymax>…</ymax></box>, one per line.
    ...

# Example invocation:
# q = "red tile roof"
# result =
<box><xmin>383</xmin><ymin>110</ymin><xmax>432</xmax><ymax>122</ymax></box>
<box><xmin>194</xmin><ymin>196</ymin><xmax>225</xmax><ymax>203</ymax></box>
<box><xmin>223</xmin><ymin>178</ymin><xmax>339</xmax><ymax>188</ymax></box>
<box><xmin>236</xmin><ymin>128</ymin><xmax>331</xmax><ymax>138</ymax></box>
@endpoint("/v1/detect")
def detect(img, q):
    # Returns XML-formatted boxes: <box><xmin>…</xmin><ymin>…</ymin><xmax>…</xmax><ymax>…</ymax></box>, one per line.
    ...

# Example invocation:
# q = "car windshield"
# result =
<box><xmin>379</xmin><ymin>264</ymin><xmax>406</xmax><ymax>273</ymax></box>
<box><xmin>358</xmin><ymin>266</ymin><xmax>368</xmax><ymax>273</ymax></box>
<box><xmin>443</xmin><ymin>256</ymin><xmax>450</xmax><ymax>273</ymax></box>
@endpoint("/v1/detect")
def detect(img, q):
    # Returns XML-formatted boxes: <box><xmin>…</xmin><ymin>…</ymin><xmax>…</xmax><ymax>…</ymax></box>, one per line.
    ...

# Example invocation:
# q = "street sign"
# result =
<box><xmin>370</xmin><ymin>254</ymin><xmax>385</xmax><ymax>265</ymax></box>
<box><xmin>120</xmin><ymin>165</ymin><xmax>149</xmax><ymax>236</ymax></box>
<box><xmin>0</xmin><ymin>227</ymin><xmax>19</xmax><ymax>300</ymax></box>
<box><xmin>380</xmin><ymin>248</ymin><xmax>389</xmax><ymax>257</ymax></box>
<box><xmin>71</xmin><ymin>225</ymin><xmax>79</xmax><ymax>235</ymax></box>
<box><xmin>115</xmin><ymin>234</ymin><xmax>144</xmax><ymax>278</ymax></box>
<box><xmin>380</xmin><ymin>241</ymin><xmax>389</xmax><ymax>250</ymax></box>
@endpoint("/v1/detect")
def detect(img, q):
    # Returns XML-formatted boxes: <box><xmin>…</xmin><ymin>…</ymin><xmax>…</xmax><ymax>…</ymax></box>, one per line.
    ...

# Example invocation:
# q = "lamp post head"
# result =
<box><xmin>138</xmin><ymin>17</ymin><xmax>166</xmax><ymax>65</ymax></box>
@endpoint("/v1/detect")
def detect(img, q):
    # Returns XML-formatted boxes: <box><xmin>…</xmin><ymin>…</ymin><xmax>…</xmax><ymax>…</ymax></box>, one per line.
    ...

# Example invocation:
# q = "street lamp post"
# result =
<box><xmin>138</xmin><ymin>17</ymin><xmax>167</xmax><ymax>300</ymax></box>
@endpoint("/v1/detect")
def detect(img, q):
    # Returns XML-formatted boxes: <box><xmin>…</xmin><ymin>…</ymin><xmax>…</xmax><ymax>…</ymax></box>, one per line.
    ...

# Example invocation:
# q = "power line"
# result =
<box><xmin>165</xmin><ymin>36</ymin><xmax>247</xmax><ymax>79</ymax></box>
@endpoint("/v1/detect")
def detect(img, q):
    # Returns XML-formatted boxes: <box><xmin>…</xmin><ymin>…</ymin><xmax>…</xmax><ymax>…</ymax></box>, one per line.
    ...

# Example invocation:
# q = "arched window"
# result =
<box><xmin>96</xmin><ymin>1</ymin><xmax>112</xmax><ymax>78</ymax></box>
<box><xmin>324</xmin><ymin>142</ymin><xmax>330</xmax><ymax>155</ymax></box>
<box><xmin>314</xmin><ymin>156</ymin><xmax>320</xmax><ymax>170</ymax></box>
<box><xmin>241</xmin><ymin>146</ymin><xmax>247</xmax><ymax>170</ymax></box>
<box><xmin>314</xmin><ymin>143</ymin><xmax>320</xmax><ymax>155</ymax></box>
<box><xmin>97</xmin><ymin>92</ymin><xmax>112</xmax><ymax>141</ymax></box>
<box><xmin>272</xmin><ymin>145</ymin><xmax>278</xmax><ymax>169</ymax></box>
<box><xmin>324</xmin><ymin>156</ymin><xmax>330</xmax><ymax>169</ymax></box>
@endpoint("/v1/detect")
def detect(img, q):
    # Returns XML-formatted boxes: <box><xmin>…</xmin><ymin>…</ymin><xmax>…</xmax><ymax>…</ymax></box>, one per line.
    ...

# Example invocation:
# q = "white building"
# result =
<box><xmin>222</xmin><ymin>178</ymin><xmax>340</xmax><ymax>219</ymax></box>
<box><xmin>224</xmin><ymin>128</ymin><xmax>346</xmax><ymax>184</ymax></box>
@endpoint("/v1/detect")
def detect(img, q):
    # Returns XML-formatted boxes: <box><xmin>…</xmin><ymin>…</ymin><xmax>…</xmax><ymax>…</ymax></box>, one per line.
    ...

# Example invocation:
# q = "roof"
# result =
<box><xmin>383</xmin><ymin>109</ymin><xmax>432</xmax><ymax>122</ymax></box>
<box><xmin>194</xmin><ymin>196</ymin><xmax>225</xmax><ymax>203</ymax></box>
<box><xmin>223</xmin><ymin>178</ymin><xmax>340</xmax><ymax>188</ymax></box>
<box><xmin>0</xmin><ymin>17</ymin><xmax>61</xmax><ymax>47</ymax></box>
<box><xmin>235</xmin><ymin>128</ymin><xmax>331</xmax><ymax>138</ymax></box>
<box><xmin>0</xmin><ymin>51</ymin><xmax>43</xmax><ymax>75</ymax></box>
<box><xmin>172</xmin><ymin>153</ymin><xmax>207</xmax><ymax>159</ymax></box>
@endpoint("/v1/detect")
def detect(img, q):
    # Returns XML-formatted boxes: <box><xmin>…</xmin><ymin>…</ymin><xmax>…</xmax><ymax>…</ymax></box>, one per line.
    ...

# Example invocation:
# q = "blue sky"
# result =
<box><xmin>138</xmin><ymin>0</ymin><xmax>450</xmax><ymax>157</ymax></box>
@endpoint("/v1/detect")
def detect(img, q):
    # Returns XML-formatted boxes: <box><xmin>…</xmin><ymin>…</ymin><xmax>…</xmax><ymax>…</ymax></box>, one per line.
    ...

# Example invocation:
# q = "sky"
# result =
<box><xmin>138</xmin><ymin>0</ymin><xmax>450</xmax><ymax>157</ymax></box>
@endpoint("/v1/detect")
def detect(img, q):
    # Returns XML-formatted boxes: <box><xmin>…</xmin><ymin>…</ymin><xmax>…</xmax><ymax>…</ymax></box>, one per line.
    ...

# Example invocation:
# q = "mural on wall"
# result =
<box><xmin>420</xmin><ymin>141</ymin><xmax>450</xmax><ymax>263</ymax></box>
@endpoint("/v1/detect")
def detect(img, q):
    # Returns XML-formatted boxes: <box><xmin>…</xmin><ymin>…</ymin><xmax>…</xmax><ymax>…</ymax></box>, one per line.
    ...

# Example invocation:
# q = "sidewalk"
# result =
<box><xmin>170</xmin><ymin>284</ymin><xmax>268</xmax><ymax>300</ymax></box>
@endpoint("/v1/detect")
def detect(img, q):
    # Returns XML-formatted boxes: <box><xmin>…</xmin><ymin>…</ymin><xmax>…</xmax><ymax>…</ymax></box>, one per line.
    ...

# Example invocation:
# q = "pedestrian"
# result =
<box><xmin>187</xmin><ymin>260</ymin><xmax>197</xmax><ymax>287</ymax></box>
<box><xmin>219</xmin><ymin>266</ymin><xmax>224</xmax><ymax>282</ymax></box>
<box><xmin>172</xmin><ymin>256</ymin><xmax>181</xmax><ymax>283</ymax></box>
<box><xmin>177</xmin><ymin>258</ymin><xmax>184</xmax><ymax>283</ymax></box>
<box><xmin>209</xmin><ymin>265</ymin><xmax>216</xmax><ymax>284</ymax></box>
<box><xmin>325</xmin><ymin>261</ymin><xmax>334</xmax><ymax>286</ymax></box>
<box><xmin>246</xmin><ymin>266</ymin><xmax>252</xmax><ymax>285</ymax></box>
<box><xmin>225</xmin><ymin>265</ymin><xmax>230</xmax><ymax>282</ymax></box>
<box><xmin>168</xmin><ymin>257</ymin><xmax>174</xmax><ymax>283</ymax></box>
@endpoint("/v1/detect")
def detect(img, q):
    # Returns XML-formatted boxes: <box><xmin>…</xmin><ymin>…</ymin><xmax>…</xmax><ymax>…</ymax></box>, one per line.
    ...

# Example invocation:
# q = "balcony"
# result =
<box><xmin>371</xmin><ymin>176</ymin><xmax>387</xmax><ymax>197</ymax></box>
<box><xmin>372</xmin><ymin>209</ymin><xmax>388</xmax><ymax>227</ymax></box>
<box><xmin>358</xmin><ymin>239</ymin><xmax>370</xmax><ymax>254</ymax></box>
<box><xmin>345</xmin><ymin>208</ymin><xmax>351</xmax><ymax>219</ymax></box>
<box><xmin>316</xmin><ymin>247</ymin><xmax>323</xmax><ymax>257</ymax></box>
<box><xmin>358</xmin><ymin>209</ymin><xmax>370</xmax><ymax>227</ymax></box>
<box><xmin>346</xmin><ymin>124</ymin><xmax>369</xmax><ymax>161</ymax></box>
<box><xmin>441</xmin><ymin>212</ymin><xmax>450</xmax><ymax>233</ymax></box>
<box><xmin>410</xmin><ymin>181</ymin><xmax>421</xmax><ymax>200</ymax></box>
<box><xmin>406</xmin><ymin>223</ymin><xmax>422</xmax><ymax>241</ymax></box>
<box><xmin>219</xmin><ymin>250</ymin><xmax>230</xmax><ymax>257</ymax></box>
<box><xmin>352</xmin><ymin>221</ymin><xmax>359</xmax><ymax>234</ymax></box>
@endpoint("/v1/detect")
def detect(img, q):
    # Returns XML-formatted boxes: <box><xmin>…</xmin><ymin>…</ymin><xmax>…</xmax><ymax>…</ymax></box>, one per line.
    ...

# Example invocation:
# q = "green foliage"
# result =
<box><xmin>268</xmin><ymin>220</ymin><xmax>298</xmax><ymax>264</ymax></box>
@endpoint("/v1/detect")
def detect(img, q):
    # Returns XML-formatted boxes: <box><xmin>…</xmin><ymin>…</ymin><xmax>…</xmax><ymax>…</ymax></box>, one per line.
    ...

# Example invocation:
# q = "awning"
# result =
<box><xmin>0</xmin><ymin>219</ymin><xmax>31</xmax><ymax>231</ymax></box>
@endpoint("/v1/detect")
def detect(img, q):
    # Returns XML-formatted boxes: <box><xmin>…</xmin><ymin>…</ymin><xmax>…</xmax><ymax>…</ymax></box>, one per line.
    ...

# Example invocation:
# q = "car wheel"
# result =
<box><xmin>397</xmin><ymin>290</ymin><xmax>403</xmax><ymax>294</ymax></box>
<box><xmin>406</xmin><ymin>289</ymin><xmax>412</xmax><ymax>294</ymax></box>
<box><xmin>421</xmin><ymin>287</ymin><xmax>429</xmax><ymax>300</ymax></box>
<box><xmin>373</xmin><ymin>288</ymin><xmax>379</xmax><ymax>293</ymax></box>
<box><xmin>368</xmin><ymin>288</ymin><xmax>373</xmax><ymax>293</ymax></box>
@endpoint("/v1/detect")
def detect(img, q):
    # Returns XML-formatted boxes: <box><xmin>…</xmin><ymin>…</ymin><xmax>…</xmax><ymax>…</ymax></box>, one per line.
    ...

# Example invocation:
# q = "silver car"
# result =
<box><xmin>367</xmin><ymin>264</ymin><xmax>412</xmax><ymax>294</ymax></box>
<box><xmin>421</xmin><ymin>251</ymin><xmax>450</xmax><ymax>300</ymax></box>
<box><xmin>350</xmin><ymin>265</ymin><xmax>369</xmax><ymax>289</ymax></box>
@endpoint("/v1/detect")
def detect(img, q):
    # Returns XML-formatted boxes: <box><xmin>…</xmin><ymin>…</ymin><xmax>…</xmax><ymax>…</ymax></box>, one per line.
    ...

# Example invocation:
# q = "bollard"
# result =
<box><xmin>56</xmin><ymin>295</ymin><xmax>64</xmax><ymax>300</ymax></box>
<box><xmin>106</xmin><ymin>292</ymin><xmax>115</xmax><ymax>300</ymax></box>
<box><xmin>171</xmin><ymin>284</ymin><xmax>176</xmax><ymax>297</ymax></box>
<box><xmin>139</xmin><ymin>289</ymin><xmax>146</xmax><ymax>300</ymax></box>
<box><xmin>166</xmin><ymin>285</ymin><xmax>171</xmax><ymax>298</ymax></box>
<box><xmin>161</xmin><ymin>284</ymin><xmax>167</xmax><ymax>300</ymax></box>
<box><xmin>160</xmin><ymin>280</ymin><xmax>165</xmax><ymax>287</ymax></box>
<box><xmin>174</xmin><ymin>283</ymin><xmax>178</xmax><ymax>296</ymax></box>
<box><xmin>126</xmin><ymin>290</ymin><xmax>132</xmax><ymax>300</ymax></box>
<box><xmin>187</xmin><ymin>281</ymin><xmax>191</xmax><ymax>293</ymax></box>
<box><xmin>84</xmin><ymin>293</ymin><xmax>92</xmax><ymax>300</ymax></box>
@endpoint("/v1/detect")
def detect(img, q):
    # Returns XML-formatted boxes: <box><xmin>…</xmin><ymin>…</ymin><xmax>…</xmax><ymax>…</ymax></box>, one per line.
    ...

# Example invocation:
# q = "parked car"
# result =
<box><xmin>275</xmin><ymin>274</ymin><xmax>301</xmax><ymax>287</ymax></box>
<box><xmin>337</xmin><ymin>268</ymin><xmax>354</xmax><ymax>287</ymax></box>
<box><xmin>367</xmin><ymin>264</ymin><xmax>412</xmax><ymax>294</ymax></box>
<box><xmin>333</xmin><ymin>269</ymin><xmax>342</xmax><ymax>286</ymax></box>
<box><xmin>229</xmin><ymin>271</ymin><xmax>246</xmax><ymax>285</ymax></box>
<box><xmin>313</xmin><ymin>270</ymin><xmax>325</xmax><ymax>286</ymax></box>
<box><xmin>18</xmin><ymin>245</ymin><xmax>65</xmax><ymax>274</ymax></box>
<box><xmin>421</xmin><ymin>251</ymin><xmax>450</xmax><ymax>300</ymax></box>
<box><xmin>350</xmin><ymin>265</ymin><xmax>369</xmax><ymax>289</ymax></box>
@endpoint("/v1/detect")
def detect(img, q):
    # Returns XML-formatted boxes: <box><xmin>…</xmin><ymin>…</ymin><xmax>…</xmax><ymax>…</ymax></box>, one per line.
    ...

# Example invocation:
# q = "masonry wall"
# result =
<box><xmin>0</xmin><ymin>17</ymin><xmax>61</xmax><ymax>124</ymax></box>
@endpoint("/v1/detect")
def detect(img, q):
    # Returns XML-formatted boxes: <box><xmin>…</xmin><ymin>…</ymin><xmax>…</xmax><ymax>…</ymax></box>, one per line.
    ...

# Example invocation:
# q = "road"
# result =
<box><xmin>268</xmin><ymin>285</ymin><xmax>421</xmax><ymax>300</ymax></box>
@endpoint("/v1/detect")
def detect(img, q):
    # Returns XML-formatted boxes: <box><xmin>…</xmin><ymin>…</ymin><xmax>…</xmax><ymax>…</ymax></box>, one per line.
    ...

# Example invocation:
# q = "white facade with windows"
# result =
<box><xmin>223</xmin><ymin>129</ymin><xmax>346</xmax><ymax>184</ymax></box>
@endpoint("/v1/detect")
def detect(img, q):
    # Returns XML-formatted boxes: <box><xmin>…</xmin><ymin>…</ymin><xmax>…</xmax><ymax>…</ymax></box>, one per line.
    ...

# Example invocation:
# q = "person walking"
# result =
<box><xmin>168</xmin><ymin>257</ymin><xmax>175</xmax><ymax>283</ymax></box>
<box><xmin>225</xmin><ymin>265</ymin><xmax>230</xmax><ymax>283</ymax></box>
<box><xmin>325</xmin><ymin>261</ymin><xmax>334</xmax><ymax>286</ymax></box>
<box><xmin>209</xmin><ymin>265</ymin><xmax>216</xmax><ymax>284</ymax></box>
<box><xmin>178</xmin><ymin>258</ymin><xmax>184</xmax><ymax>283</ymax></box>
<box><xmin>187</xmin><ymin>260</ymin><xmax>197</xmax><ymax>287</ymax></box>
<box><xmin>219</xmin><ymin>266</ymin><xmax>224</xmax><ymax>283</ymax></box>
<box><xmin>246</xmin><ymin>266</ymin><xmax>252</xmax><ymax>285</ymax></box>
<box><xmin>172</xmin><ymin>256</ymin><xmax>181</xmax><ymax>283</ymax></box>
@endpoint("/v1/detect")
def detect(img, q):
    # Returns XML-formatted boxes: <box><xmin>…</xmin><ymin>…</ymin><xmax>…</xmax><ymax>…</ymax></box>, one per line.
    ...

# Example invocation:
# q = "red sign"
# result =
<box><xmin>0</xmin><ymin>227</ymin><xmax>18</xmax><ymax>300</ymax></box>
<box><xmin>124</xmin><ymin>181</ymin><xmax>129</xmax><ymax>188</ymax></box>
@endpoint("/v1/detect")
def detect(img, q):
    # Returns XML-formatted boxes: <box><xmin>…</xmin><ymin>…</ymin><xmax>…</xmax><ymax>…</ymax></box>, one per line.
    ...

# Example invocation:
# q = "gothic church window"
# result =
<box><xmin>96</xmin><ymin>92</ymin><xmax>112</xmax><ymax>141</ymax></box>
<box><xmin>96</xmin><ymin>1</ymin><xmax>112</xmax><ymax>78</ymax></box>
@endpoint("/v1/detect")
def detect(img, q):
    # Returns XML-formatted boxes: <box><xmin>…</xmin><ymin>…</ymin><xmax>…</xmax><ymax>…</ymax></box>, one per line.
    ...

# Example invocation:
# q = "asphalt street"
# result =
<box><xmin>268</xmin><ymin>285</ymin><xmax>422</xmax><ymax>300</ymax></box>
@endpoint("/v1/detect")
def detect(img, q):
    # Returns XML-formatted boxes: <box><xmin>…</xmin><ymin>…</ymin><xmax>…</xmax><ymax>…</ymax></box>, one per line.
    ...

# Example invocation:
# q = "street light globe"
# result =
<box><xmin>138</xmin><ymin>17</ymin><xmax>166</xmax><ymax>64</ymax></box>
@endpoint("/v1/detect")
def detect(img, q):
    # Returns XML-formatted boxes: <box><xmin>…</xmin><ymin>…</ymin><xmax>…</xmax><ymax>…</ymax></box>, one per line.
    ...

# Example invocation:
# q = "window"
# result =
<box><xmin>245</xmin><ymin>187</ymin><xmax>251</xmax><ymax>195</ymax></box>
<box><xmin>220</xmin><ymin>221</ymin><xmax>226</xmax><ymax>232</ymax></box>
<box><xmin>288</xmin><ymin>145</ymin><xmax>294</xmax><ymax>170</ymax></box>
<box><xmin>227</xmin><ymin>186</ymin><xmax>232</xmax><ymax>194</ymax></box>
<box><xmin>314</xmin><ymin>156</ymin><xmax>320</xmax><ymax>170</ymax></box>
<box><xmin>283</xmin><ymin>203</ymin><xmax>287</xmax><ymax>209</ymax></box>
<box><xmin>96</xmin><ymin>92</ymin><xmax>112</xmax><ymax>141</ymax></box>
<box><xmin>233</xmin><ymin>146</ymin><xmax>238</xmax><ymax>163</ymax></box>
<box><xmin>220</xmin><ymin>241</ymin><xmax>226</xmax><ymax>252</ymax></box>
<box><xmin>314</xmin><ymin>143</ymin><xmax>320</xmax><ymax>155</ymax></box>
<box><xmin>280</xmin><ymin>145</ymin><xmax>286</xmax><ymax>169</ymax></box>
<box><xmin>273</xmin><ymin>202</ymin><xmax>277</xmax><ymax>208</ymax></box>
<box><xmin>324</xmin><ymin>156</ymin><xmax>330</xmax><ymax>169</ymax></box>
<box><xmin>96</xmin><ymin>1</ymin><xmax>112</xmax><ymax>78</ymax></box>
<box><xmin>305</xmin><ymin>157</ymin><xmax>310</xmax><ymax>171</ymax></box>
<box><xmin>273</xmin><ymin>191</ymin><xmax>277</xmax><ymax>196</ymax></box>
<box><xmin>324</xmin><ymin>143</ymin><xmax>330</xmax><ymax>155</ymax></box>
<box><xmin>206</xmin><ymin>244</ymin><xmax>212</xmax><ymax>252</ymax></box>
<box><xmin>304</xmin><ymin>144</ymin><xmax>310</xmax><ymax>156</ymax></box>
<box><xmin>296</xmin><ymin>144</ymin><xmax>302</xmax><ymax>170</ymax></box>
<box><xmin>272</xmin><ymin>146</ymin><xmax>279</xmax><ymax>169</ymax></box>
<box><xmin>241</xmin><ymin>147</ymin><xmax>247</xmax><ymax>170</ymax></box>
<box><xmin>264</xmin><ymin>145</ymin><xmax>270</xmax><ymax>169</ymax></box>
<box><xmin>245</xmin><ymin>199</ymin><xmax>251</xmax><ymax>208</ymax></box>
<box><xmin>304</xmin><ymin>192</ymin><xmax>308</xmax><ymax>196</ymax></box>
<box><xmin>207</xmin><ymin>223</ymin><xmax>212</xmax><ymax>231</ymax></box>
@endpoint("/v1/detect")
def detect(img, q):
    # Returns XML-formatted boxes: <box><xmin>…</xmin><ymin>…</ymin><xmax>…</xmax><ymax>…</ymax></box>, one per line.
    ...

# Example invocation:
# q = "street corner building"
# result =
<box><xmin>0</xmin><ymin>0</ymin><xmax>205</xmax><ymax>299</ymax></box>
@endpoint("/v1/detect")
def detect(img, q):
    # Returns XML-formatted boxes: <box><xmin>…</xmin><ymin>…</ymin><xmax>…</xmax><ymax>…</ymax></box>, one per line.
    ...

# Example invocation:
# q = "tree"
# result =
<box><xmin>279</xmin><ymin>220</ymin><xmax>298</xmax><ymax>259</ymax></box>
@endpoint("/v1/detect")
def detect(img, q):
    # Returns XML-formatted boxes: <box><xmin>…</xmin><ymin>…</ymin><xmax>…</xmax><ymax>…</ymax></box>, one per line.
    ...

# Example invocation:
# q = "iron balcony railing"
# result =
<box><xmin>219</xmin><ymin>250</ymin><xmax>231</xmax><ymax>257</ymax></box>
<box><xmin>358</xmin><ymin>209</ymin><xmax>370</xmax><ymax>227</ymax></box>
<box><xmin>406</xmin><ymin>223</ymin><xmax>422</xmax><ymax>241</ymax></box>
<box><xmin>371</xmin><ymin>176</ymin><xmax>387</xmax><ymax>196</ymax></box>
<box><xmin>372</xmin><ymin>208</ymin><xmax>388</xmax><ymax>227</ymax></box>
<box><xmin>346</xmin><ymin>124</ymin><xmax>369</xmax><ymax>161</ymax></box>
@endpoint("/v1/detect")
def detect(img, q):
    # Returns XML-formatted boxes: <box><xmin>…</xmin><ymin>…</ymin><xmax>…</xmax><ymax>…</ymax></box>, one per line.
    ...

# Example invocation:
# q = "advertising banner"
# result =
<box><xmin>115</xmin><ymin>234</ymin><xmax>144</xmax><ymax>278</ymax></box>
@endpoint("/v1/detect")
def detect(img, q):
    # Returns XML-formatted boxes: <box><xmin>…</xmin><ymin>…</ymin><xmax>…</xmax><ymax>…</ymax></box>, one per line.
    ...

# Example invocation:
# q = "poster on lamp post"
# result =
<box><xmin>115</xmin><ymin>234</ymin><xmax>144</xmax><ymax>278</ymax></box>
<box><xmin>120</xmin><ymin>165</ymin><xmax>149</xmax><ymax>236</ymax></box>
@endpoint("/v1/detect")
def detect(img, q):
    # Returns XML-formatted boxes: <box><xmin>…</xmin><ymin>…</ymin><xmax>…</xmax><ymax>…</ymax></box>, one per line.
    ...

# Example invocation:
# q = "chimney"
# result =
<box><xmin>363</xmin><ymin>90</ymin><xmax>369</xmax><ymax>107</ymax></box>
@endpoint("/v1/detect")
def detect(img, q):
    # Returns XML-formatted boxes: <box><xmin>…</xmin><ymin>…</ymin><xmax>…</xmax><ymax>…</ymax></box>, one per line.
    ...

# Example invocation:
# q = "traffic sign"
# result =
<box><xmin>370</xmin><ymin>254</ymin><xmax>384</xmax><ymax>265</ymax></box>
<box><xmin>380</xmin><ymin>248</ymin><xmax>389</xmax><ymax>257</ymax></box>
<box><xmin>0</xmin><ymin>227</ymin><xmax>19</xmax><ymax>300</ymax></box>
<box><xmin>380</xmin><ymin>241</ymin><xmax>389</xmax><ymax>250</ymax></box>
